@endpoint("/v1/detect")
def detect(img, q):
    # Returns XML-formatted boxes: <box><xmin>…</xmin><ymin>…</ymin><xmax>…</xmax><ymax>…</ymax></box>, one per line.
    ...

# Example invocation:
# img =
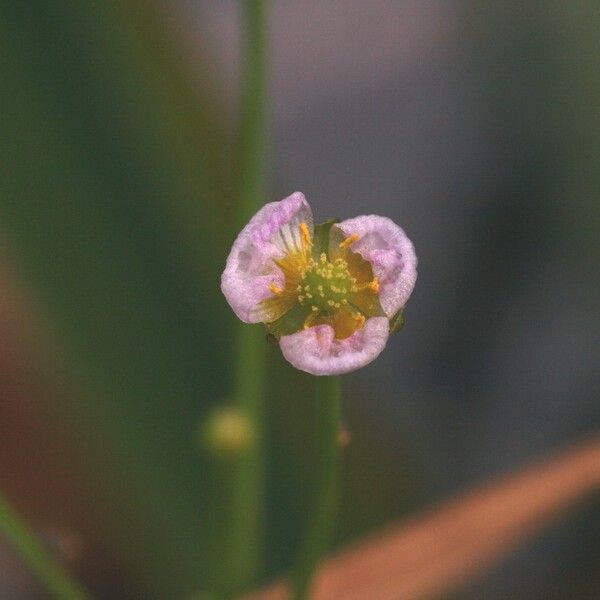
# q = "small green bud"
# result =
<box><xmin>199</xmin><ymin>407</ymin><xmax>255</xmax><ymax>457</ymax></box>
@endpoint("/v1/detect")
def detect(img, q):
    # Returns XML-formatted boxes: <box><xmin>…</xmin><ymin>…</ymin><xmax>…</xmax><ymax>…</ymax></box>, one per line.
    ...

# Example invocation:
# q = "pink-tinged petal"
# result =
<box><xmin>279</xmin><ymin>317</ymin><xmax>389</xmax><ymax>376</ymax></box>
<box><xmin>221</xmin><ymin>192</ymin><xmax>312</xmax><ymax>322</ymax></box>
<box><xmin>337</xmin><ymin>216</ymin><xmax>417</xmax><ymax>318</ymax></box>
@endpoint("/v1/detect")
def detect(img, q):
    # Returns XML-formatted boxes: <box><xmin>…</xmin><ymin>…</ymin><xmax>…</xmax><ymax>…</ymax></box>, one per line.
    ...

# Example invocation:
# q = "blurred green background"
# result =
<box><xmin>0</xmin><ymin>1</ymin><xmax>598</xmax><ymax>598</ymax></box>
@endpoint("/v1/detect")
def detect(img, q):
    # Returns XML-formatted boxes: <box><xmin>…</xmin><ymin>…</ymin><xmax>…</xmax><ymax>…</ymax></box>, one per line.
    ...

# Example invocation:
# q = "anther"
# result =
<box><xmin>269</xmin><ymin>282</ymin><xmax>283</xmax><ymax>295</ymax></box>
<box><xmin>353</xmin><ymin>313</ymin><xmax>366</xmax><ymax>328</ymax></box>
<box><xmin>299</xmin><ymin>222</ymin><xmax>312</xmax><ymax>248</ymax></box>
<box><xmin>368</xmin><ymin>277</ymin><xmax>380</xmax><ymax>293</ymax></box>
<box><xmin>339</xmin><ymin>233</ymin><xmax>360</xmax><ymax>250</ymax></box>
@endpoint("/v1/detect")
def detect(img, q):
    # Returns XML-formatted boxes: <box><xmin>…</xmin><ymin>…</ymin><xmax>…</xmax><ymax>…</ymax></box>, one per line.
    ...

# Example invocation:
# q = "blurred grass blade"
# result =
<box><xmin>0</xmin><ymin>1</ymin><xmax>234</xmax><ymax>595</ymax></box>
<box><xmin>0</xmin><ymin>491</ymin><xmax>91</xmax><ymax>600</ymax></box>
<box><xmin>228</xmin><ymin>0</ymin><xmax>269</xmax><ymax>595</ymax></box>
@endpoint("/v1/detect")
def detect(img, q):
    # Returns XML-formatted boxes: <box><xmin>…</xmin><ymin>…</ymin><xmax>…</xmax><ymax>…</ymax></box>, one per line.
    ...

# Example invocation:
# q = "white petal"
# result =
<box><xmin>221</xmin><ymin>192</ymin><xmax>312</xmax><ymax>322</ymax></box>
<box><xmin>279</xmin><ymin>317</ymin><xmax>390</xmax><ymax>375</ymax></box>
<box><xmin>337</xmin><ymin>215</ymin><xmax>417</xmax><ymax>318</ymax></box>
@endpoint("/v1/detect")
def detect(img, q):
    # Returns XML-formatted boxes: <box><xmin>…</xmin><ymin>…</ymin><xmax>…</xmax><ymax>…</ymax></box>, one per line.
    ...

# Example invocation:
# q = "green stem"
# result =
<box><xmin>0</xmin><ymin>491</ymin><xmax>91</xmax><ymax>600</ymax></box>
<box><xmin>236</xmin><ymin>0</ymin><xmax>267</xmax><ymax>229</ymax></box>
<box><xmin>227</xmin><ymin>0</ymin><xmax>268</xmax><ymax>596</ymax></box>
<box><xmin>291</xmin><ymin>376</ymin><xmax>342</xmax><ymax>600</ymax></box>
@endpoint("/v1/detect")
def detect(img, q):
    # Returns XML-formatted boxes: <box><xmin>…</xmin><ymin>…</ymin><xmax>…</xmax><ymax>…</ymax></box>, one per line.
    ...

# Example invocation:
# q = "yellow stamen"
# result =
<box><xmin>299</xmin><ymin>222</ymin><xmax>312</xmax><ymax>249</ymax></box>
<box><xmin>339</xmin><ymin>233</ymin><xmax>360</xmax><ymax>250</ymax></box>
<box><xmin>368</xmin><ymin>277</ymin><xmax>380</xmax><ymax>293</ymax></box>
<box><xmin>269</xmin><ymin>282</ymin><xmax>283</xmax><ymax>295</ymax></box>
<box><xmin>355</xmin><ymin>277</ymin><xmax>380</xmax><ymax>294</ymax></box>
<box><xmin>353</xmin><ymin>313</ymin><xmax>366</xmax><ymax>329</ymax></box>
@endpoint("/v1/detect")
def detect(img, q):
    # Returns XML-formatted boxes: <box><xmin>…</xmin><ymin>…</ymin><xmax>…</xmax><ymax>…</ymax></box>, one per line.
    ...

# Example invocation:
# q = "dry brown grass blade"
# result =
<box><xmin>246</xmin><ymin>435</ymin><xmax>600</xmax><ymax>600</ymax></box>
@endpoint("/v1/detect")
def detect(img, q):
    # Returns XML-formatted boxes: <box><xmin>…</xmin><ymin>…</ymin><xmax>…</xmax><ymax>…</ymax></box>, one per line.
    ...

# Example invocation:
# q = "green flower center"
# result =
<box><xmin>260</xmin><ymin>221</ymin><xmax>386</xmax><ymax>340</ymax></box>
<box><xmin>298</xmin><ymin>253</ymin><xmax>357</xmax><ymax>314</ymax></box>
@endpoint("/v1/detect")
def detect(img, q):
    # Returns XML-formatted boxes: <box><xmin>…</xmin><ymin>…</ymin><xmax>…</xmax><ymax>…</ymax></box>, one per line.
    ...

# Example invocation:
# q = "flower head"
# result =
<box><xmin>221</xmin><ymin>192</ymin><xmax>417</xmax><ymax>375</ymax></box>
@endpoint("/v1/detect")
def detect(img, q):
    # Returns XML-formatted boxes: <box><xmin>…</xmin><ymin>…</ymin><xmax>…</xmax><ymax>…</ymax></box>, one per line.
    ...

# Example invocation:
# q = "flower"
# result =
<box><xmin>221</xmin><ymin>192</ymin><xmax>417</xmax><ymax>375</ymax></box>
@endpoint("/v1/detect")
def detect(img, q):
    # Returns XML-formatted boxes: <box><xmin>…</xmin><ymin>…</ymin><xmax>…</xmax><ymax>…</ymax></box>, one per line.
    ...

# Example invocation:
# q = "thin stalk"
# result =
<box><xmin>291</xmin><ymin>376</ymin><xmax>342</xmax><ymax>600</ymax></box>
<box><xmin>228</xmin><ymin>0</ymin><xmax>268</xmax><ymax>595</ymax></box>
<box><xmin>235</xmin><ymin>0</ymin><xmax>268</xmax><ymax>230</ymax></box>
<box><xmin>0</xmin><ymin>491</ymin><xmax>91</xmax><ymax>600</ymax></box>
